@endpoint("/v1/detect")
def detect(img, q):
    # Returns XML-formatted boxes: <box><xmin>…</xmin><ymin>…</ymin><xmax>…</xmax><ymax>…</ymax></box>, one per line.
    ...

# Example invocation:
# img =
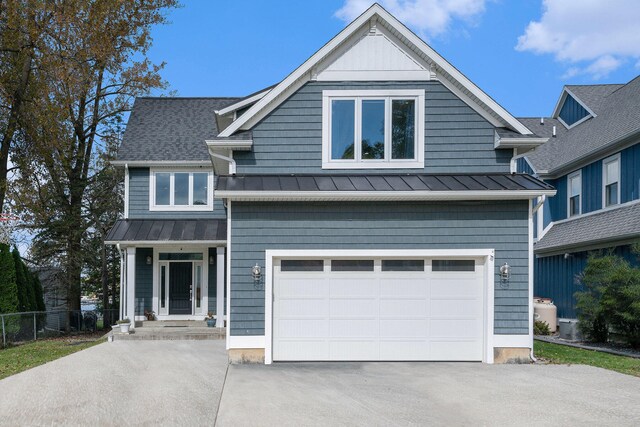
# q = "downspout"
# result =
<box><xmin>210</xmin><ymin>151</ymin><xmax>236</xmax><ymax>175</ymax></box>
<box><xmin>117</xmin><ymin>243</ymin><xmax>125</xmax><ymax>320</ymax></box>
<box><xmin>529</xmin><ymin>195</ymin><xmax>546</xmax><ymax>363</ymax></box>
<box><xmin>124</xmin><ymin>164</ymin><xmax>130</xmax><ymax>218</ymax></box>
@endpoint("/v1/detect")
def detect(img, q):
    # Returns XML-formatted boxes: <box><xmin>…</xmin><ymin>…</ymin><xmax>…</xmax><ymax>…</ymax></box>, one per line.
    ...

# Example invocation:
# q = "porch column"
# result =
<box><xmin>126</xmin><ymin>247</ymin><xmax>136</xmax><ymax>329</ymax></box>
<box><xmin>216</xmin><ymin>247</ymin><xmax>225</xmax><ymax>326</ymax></box>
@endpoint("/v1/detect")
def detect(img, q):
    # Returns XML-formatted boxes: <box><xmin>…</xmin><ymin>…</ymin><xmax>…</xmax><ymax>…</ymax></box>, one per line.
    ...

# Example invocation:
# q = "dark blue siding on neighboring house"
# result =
<box><xmin>581</xmin><ymin>160</ymin><xmax>602</xmax><ymax>214</ymax></box>
<box><xmin>135</xmin><ymin>248</ymin><xmax>153</xmax><ymax>315</ymax></box>
<box><xmin>128</xmin><ymin>168</ymin><xmax>226</xmax><ymax>219</ymax></box>
<box><xmin>558</xmin><ymin>94</ymin><xmax>590</xmax><ymax>126</ymax></box>
<box><xmin>535</xmin><ymin>245</ymin><xmax>639</xmax><ymax>318</ymax></box>
<box><xmin>516</xmin><ymin>157</ymin><xmax>535</xmax><ymax>176</ymax></box>
<box><xmin>547</xmin><ymin>176</ymin><xmax>567</xmax><ymax>222</ymax></box>
<box><xmin>235</xmin><ymin>81</ymin><xmax>512</xmax><ymax>174</ymax></box>
<box><xmin>621</xmin><ymin>143</ymin><xmax>640</xmax><ymax>203</ymax></box>
<box><xmin>230</xmin><ymin>200</ymin><xmax>530</xmax><ymax>337</ymax></box>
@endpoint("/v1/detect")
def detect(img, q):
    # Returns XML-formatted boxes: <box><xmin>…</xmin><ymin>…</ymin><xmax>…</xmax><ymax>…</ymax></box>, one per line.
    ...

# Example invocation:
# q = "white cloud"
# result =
<box><xmin>335</xmin><ymin>0</ymin><xmax>488</xmax><ymax>39</ymax></box>
<box><xmin>516</xmin><ymin>0</ymin><xmax>640</xmax><ymax>79</ymax></box>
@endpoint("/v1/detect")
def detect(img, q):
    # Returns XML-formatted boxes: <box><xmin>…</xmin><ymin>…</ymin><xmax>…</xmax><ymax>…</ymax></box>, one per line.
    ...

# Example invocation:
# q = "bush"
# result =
<box><xmin>575</xmin><ymin>254</ymin><xmax>640</xmax><ymax>348</ymax></box>
<box><xmin>534</xmin><ymin>320</ymin><xmax>551</xmax><ymax>336</ymax></box>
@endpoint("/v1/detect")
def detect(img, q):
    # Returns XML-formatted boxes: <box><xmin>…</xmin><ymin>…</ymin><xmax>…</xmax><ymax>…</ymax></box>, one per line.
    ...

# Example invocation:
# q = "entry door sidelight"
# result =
<box><xmin>169</xmin><ymin>262</ymin><xmax>193</xmax><ymax>314</ymax></box>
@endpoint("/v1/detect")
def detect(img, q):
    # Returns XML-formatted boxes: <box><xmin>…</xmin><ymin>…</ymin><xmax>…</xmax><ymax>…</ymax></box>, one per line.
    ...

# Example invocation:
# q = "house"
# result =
<box><xmin>516</xmin><ymin>78</ymin><xmax>640</xmax><ymax>319</ymax></box>
<box><xmin>106</xmin><ymin>4</ymin><xmax>555</xmax><ymax>364</ymax></box>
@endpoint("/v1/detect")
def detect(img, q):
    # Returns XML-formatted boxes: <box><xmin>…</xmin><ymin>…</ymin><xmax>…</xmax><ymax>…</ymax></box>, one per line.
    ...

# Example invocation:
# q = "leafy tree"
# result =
<box><xmin>0</xmin><ymin>243</ymin><xmax>18</xmax><ymax>315</ymax></box>
<box><xmin>11</xmin><ymin>0</ymin><xmax>177</xmax><ymax>312</ymax></box>
<box><xmin>11</xmin><ymin>247</ymin><xmax>28</xmax><ymax>311</ymax></box>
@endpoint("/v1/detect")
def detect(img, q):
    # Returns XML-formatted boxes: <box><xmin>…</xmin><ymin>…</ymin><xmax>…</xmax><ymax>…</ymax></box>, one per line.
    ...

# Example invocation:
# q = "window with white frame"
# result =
<box><xmin>322</xmin><ymin>90</ymin><xmax>425</xmax><ymax>169</ymax></box>
<box><xmin>603</xmin><ymin>155</ymin><xmax>620</xmax><ymax>207</ymax></box>
<box><xmin>150</xmin><ymin>169</ymin><xmax>213</xmax><ymax>211</ymax></box>
<box><xmin>568</xmin><ymin>171</ymin><xmax>581</xmax><ymax>217</ymax></box>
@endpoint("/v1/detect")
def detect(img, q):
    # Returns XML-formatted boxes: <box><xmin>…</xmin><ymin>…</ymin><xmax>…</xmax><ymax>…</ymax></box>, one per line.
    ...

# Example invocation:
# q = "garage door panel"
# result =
<box><xmin>330</xmin><ymin>319</ymin><xmax>377</xmax><ymax>337</ymax></box>
<box><xmin>275</xmin><ymin>340</ymin><xmax>329</xmax><ymax>360</ymax></box>
<box><xmin>430</xmin><ymin>319</ymin><xmax>482</xmax><ymax>338</ymax></box>
<box><xmin>380</xmin><ymin>340</ymin><xmax>429</xmax><ymax>360</ymax></box>
<box><xmin>278</xmin><ymin>319</ymin><xmax>329</xmax><ymax>338</ymax></box>
<box><xmin>430</xmin><ymin>340</ymin><xmax>483</xmax><ymax>361</ymax></box>
<box><xmin>330</xmin><ymin>340</ymin><xmax>378</xmax><ymax>360</ymax></box>
<box><xmin>379</xmin><ymin>299</ymin><xmax>429</xmax><ymax>316</ymax></box>
<box><xmin>277</xmin><ymin>277</ymin><xmax>327</xmax><ymax>298</ymax></box>
<box><xmin>431</xmin><ymin>299</ymin><xmax>481</xmax><ymax>317</ymax></box>
<box><xmin>430</xmin><ymin>278</ymin><xmax>481</xmax><ymax>299</ymax></box>
<box><xmin>379</xmin><ymin>319</ymin><xmax>428</xmax><ymax>338</ymax></box>
<box><xmin>330</xmin><ymin>299</ymin><xmax>378</xmax><ymax>317</ymax></box>
<box><xmin>330</xmin><ymin>278</ymin><xmax>377</xmax><ymax>297</ymax></box>
<box><xmin>279</xmin><ymin>298</ymin><xmax>328</xmax><ymax>317</ymax></box>
<box><xmin>379</xmin><ymin>278</ymin><xmax>428</xmax><ymax>297</ymax></box>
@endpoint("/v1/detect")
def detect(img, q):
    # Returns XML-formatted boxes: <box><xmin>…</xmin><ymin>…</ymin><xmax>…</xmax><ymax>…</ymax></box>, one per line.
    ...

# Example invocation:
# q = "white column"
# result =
<box><xmin>216</xmin><ymin>247</ymin><xmax>225</xmax><ymax>326</ymax></box>
<box><xmin>126</xmin><ymin>248</ymin><xmax>137</xmax><ymax>329</ymax></box>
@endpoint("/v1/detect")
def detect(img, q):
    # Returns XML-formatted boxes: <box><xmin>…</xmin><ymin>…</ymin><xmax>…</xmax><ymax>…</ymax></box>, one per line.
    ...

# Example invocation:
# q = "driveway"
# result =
<box><xmin>1</xmin><ymin>340</ymin><xmax>639</xmax><ymax>426</ymax></box>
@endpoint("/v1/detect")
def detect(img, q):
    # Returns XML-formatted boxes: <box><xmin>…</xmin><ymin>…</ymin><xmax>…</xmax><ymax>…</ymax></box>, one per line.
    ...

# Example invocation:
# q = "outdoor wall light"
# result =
<box><xmin>146</xmin><ymin>255</ymin><xmax>152</xmax><ymax>265</ymax></box>
<box><xmin>499</xmin><ymin>262</ymin><xmax>511</xmax><ymax>281</ymax></box>
<box><xmin>252</xmin><ymin>264</ymin><xmax>262</xmax><ymax>283</ymax></box>
<box><xmin>209</xmin><ymin>255</ymin><xmax>214</xmax><ymax>265</ymax></box>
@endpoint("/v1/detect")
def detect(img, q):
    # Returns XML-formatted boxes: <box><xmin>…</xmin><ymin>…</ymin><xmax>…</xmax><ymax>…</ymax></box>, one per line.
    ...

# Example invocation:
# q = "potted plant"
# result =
<box><xmin>204</xmin><ymin>312</ymin><xmax>216</xmax><ymax>328</ymax></box>
<box><xmin>117</xmin><ymin>318</ymin><xmax>132</xmax><ymax>333</ymax></box>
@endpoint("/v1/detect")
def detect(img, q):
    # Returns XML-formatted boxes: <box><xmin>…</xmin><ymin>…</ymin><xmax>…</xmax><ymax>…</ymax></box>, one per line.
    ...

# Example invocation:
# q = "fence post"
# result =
<box><xmin>33</xmin><ymin>312</ymin><xmax>37</xmax><ymax>341</ymax></box>
<box><xmin>1</xmin><ymin>315</ymin><xmax>5</xmax><ymax>347</ymax></box>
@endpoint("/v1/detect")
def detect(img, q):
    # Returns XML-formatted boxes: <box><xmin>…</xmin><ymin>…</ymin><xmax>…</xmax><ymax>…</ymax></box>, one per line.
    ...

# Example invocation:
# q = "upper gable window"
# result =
<box><xmin>150</xmin><ymin>169</ymin><xmax>213</xmax><ymax>211</ymax></box>
<box><xmin>322</xmin><ymin>90</ymin><xmax>425</xmax><ymax>169</ymax></box>
<box><xmin>602</xmin><ymin>154</ymin><xmax>620</xmax><ymax>208</ymax></box>
<box><xmin>558</xmin><ymin>94</ymin><xmax>590</xmax><ymax>128</ymax></box>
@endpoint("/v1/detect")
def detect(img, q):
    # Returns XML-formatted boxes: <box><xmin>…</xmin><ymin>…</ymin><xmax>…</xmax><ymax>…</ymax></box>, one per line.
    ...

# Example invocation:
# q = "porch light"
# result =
<box><xmin>146</xmin><ymin>255</ymin><xmax>152</xmax><ymax>265</ymax></box>
<box><xmin>499</xmin><ymin>262</ymin><xmax>511</xmax><ymax>281</ymax></box>
<box><xmin>209</xmin><ymin>255</ymin><xmax>214</xmax><ymax>265</ymax></box>
<box><xmin>252</xmin><ymin>264</ymin><xmax>262</xmax><ymax>283</ymax></box>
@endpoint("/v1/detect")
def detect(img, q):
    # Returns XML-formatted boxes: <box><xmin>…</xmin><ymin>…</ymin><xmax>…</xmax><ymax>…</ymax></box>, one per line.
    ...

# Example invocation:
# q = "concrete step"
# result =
<box><xmin>138</xmin><ymin>320</ymin><xmax>211</xmax><ymax>328</ymax></box>
<box><xmin>109</xmin><ymin>326</ymin><xmax>225</xmax><ymax>341</ymax></box>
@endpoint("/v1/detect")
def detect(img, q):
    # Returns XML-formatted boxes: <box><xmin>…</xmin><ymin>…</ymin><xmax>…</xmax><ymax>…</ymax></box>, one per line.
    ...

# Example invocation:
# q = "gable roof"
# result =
<box><xmin>525</xmin><ymin>76</ymin><xmax>640</xmax><ymax>175</ymax></box>
<box><xmin>115</xmin><ymin>97</ymin><xmax>241</xmax><ymax>163</ymax></box>
<box><xmin>563</xmin><ymin>84</ymin><xmax>624</xmax><ymax>115</ymax></box>
<box><xmin>218</xmin><ymin>3</ymin><xmax>532</xmax><ymax>138</ymax></box>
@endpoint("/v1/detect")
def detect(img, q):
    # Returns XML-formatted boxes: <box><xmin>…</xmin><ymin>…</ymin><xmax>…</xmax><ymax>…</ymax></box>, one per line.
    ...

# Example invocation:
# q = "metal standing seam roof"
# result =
<box><xmin>215</xmin><ymin>173</ymin><xmax>554</xmax><ymax>193</ymax></box>
<box><xmin>535</xmin><ymin>201</ymin><xmax>640</xmax><ymax>253</ymax></box>
<box><xmin>104</xmin><ymin>219</ymin><xmax>227</xmax><ymax>243</ymax></box>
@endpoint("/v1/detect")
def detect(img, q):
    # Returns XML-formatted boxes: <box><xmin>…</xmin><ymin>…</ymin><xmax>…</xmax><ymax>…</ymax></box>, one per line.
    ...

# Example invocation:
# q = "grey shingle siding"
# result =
<box><xmin>233</xmin><ymin>81</ymin><xmax>512</xmax><ymax>174</ymax></box>
<box><xmin>135</xmin><ymin>248</ymin><xmax>153</xmax><ymax>316</ymax></box>
<box><xmin>128</xmin><ymin>168</ymin><xmax>226</xmax><ymax>219</ymax></box>
<box><xmin>230</xmin><ymin>200</ymin><xmax>530</xmax><ymax>337</ymax></box>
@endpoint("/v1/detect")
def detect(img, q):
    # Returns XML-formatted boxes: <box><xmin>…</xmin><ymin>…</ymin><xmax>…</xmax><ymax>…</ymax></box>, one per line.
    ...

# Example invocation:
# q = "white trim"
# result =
<box><xmin>321</xmin><ymin>89</ymin><xmax>425</xmax><ymax>169</ymax></box>
<box><xmin>226</xmin><ymin>200</ymin><xmax>232</xmax><ymax>350</ymax></box>
<box><xmin>317</xmin><ymin>70</ymin><xmax>432</xmax><ymax>81</ymax></box>
<box><xmin>219</xmin><ymin>4</ymin><xmax>531</xmax><ymax>137</ymax></box>
<box><xmin>126</xmin><ymin>248</ymin><xmax>136</xmax><ymax>329</ymax></box>
<box><xmin>493</xmin><ymin>335</ymin><xmax>531</xmax><ymax>348</ymax></box>
<box><xmin>558</xmin><ymin>113</ymin><xmax>592</xmax><ymax>130</ymax></box>
<box><xmin>111</xmin><ymin>160</ymin><xmax>211</xmax><ymax>167</ymax></box>
<box><xmin>149</xmin><ymin>168</ymin><xmax>214</xmax><ymax>212</ymax></box>
<box><xmin>495</xmin><ymin>137</ymin><xmax>548</xmax><ymax>150</ymax></box>
<box><xmin>205</xmin><ymin>140</ymin><xmax>253</xmax><ymax>151</ymax></box>
<box><xmin>552</xmin><ymin>88</ymin><xmax>596</xmax><ymax>126</ymax></box>
<box><xmin>228</xmin><ymin>335</ymin><xmax>265</xmax><ymax>349</ymax></box>
<box><xmin>124</xmin><ymin>164</ymin><xmax>130</xmax><ymax>219</ymax></box>
<box><xmin>602</xmin><ymin>153</ymin><xmax>621</xmax><ymax>208</ymax></box>
<box><xmin>217</xmin><ymin>89</ymin><xmax>272</xmax><ymax>116</ymax></box>
<box><xmin>215</xmin><ymin>189</ymin><xmax>557</xmax><ymax>202</ymax></box>
<box><xmin>567</xmin><ymin>170</ymin><xmax>582</xmax><ymax>217</ymax></box>
<box><xmin>552</xmin><ymin>198</ymin><xmax>640</xmax><ymax>227</ymax></box>
<box><xmin>528</xmin><ymin>199</ymin><xmax>534</xmax><ymax>351</ymax></box>
<box><xmin>263</xmin><ymin>249</ymin><xmax>495</xmax><ymax>364</ymax></box>
<box><xmin>216</xmin><ymin>247</ymin><xmax>225</xmax><ymax>322</ymax></box>
<box><xmin>106</xmin><ymin>240</ymin><xmax>226</xmax><ymax>246</ymax></box>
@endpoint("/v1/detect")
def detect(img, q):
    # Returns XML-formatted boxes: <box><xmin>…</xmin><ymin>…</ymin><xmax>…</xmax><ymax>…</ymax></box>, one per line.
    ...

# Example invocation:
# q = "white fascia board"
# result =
<box><xmin>219</xmin><ymin>4</ymin><xmax>532</xmax><ymax>137</ymax></box>
<box><xmin>104</xmin><ymin>240</ymin><xmax>226</xmax><ymax>246</ymax></box>
<box><xmin>205</xmin><ymin>140</ymin><xmax>253</xmax><ymax>151</ymax></box>
<box><xmin>495</xmin><ymin>137</ymin><xmax>548</xmax><ymax>149</ymax></box>
<box><xmin>110</xmin><ymin>160</ymin><xmax>212</xmax><ymax>167</ymax></box>
<box><xmin>217</xmin><ymin>89</ymin><xmax>271</xmax><ymax>116</ymax></box>
<box><xmin>215</xmin><ymin>189</ymin><xmax>557</xmax><ymax>201</ymax></box>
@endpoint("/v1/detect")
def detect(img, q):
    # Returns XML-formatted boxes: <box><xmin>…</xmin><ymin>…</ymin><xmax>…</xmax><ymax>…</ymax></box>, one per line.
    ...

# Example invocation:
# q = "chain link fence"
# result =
<box><xmin>1</xmin><ymin>308</ymin><xmax>119</xmax><ymax>347</ymax></box>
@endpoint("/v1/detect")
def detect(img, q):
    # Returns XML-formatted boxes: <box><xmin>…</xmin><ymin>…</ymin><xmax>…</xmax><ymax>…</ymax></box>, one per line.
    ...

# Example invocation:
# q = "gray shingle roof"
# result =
<box><xmin>105</xmin><ymin>219</ymin><xmax>227</xmax><ymax>243</ymax></box>
<box><xmin>566</xmin><ymin>84</ymin><xmax>624</xmax><ymax>114</ymax></box>
<box><xmin>535</xmin><ymin>201</ymin><xmax>640</xmax><ymax>253</ymax></box>
<box><xmin>216</xmin><ymin>173</ymin><xmax>553</xmax><ymax>193</ymax></box>
<box><xmin>517</xmin><ymin>118</ymin><xmax>568</xmax><ymax>140</ymax></box>
<box><xmin>524</xmin><ymin>76</ymin><xmax>640</xmax><ymax>173</ymax></box>
<box><xmin>117</xmin><ymin>97</ymin><xmax>241</xmax><ymax>162</ymax></box>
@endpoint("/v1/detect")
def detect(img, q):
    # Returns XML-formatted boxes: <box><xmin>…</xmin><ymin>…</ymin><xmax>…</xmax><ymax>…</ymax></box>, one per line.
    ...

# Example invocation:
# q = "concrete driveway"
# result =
<box><xmin>1</xmin><ymin>340</ymin><xmax>639</xmax><ymax>426</ymax></box>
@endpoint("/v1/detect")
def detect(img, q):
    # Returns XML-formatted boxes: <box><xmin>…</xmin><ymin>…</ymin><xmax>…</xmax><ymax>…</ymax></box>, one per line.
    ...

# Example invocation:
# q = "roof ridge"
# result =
<box><xmin>137</xmin><ymin>96</ymin><xmax>242</xmax><ymax>100</ymax></box>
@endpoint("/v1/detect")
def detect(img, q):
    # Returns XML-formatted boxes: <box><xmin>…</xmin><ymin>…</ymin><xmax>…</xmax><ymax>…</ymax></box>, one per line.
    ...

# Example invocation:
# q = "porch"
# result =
<box><xmin>110</xmin><ymin>320</ymin><xmax>225</xmax><ymax>341</ymax></box>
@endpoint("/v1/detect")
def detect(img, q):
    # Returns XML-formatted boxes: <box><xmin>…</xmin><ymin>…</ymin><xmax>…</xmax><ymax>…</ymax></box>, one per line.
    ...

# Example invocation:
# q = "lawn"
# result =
<box><xmin>0</xmin><ymin>335</ymin><xmax>105</xmax><ymax>380</ymax></box>
<box><xmin>534</xmin><ymin>340</ymin><xmax>640</xmax><ymax>378</ymax></box>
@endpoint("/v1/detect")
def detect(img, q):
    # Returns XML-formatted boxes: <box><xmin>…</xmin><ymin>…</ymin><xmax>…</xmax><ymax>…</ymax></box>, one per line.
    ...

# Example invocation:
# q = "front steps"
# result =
<box><xmin>109</xmin><ymin>320</ymin><xmax>225</xmax><ymax>341</ymax></box>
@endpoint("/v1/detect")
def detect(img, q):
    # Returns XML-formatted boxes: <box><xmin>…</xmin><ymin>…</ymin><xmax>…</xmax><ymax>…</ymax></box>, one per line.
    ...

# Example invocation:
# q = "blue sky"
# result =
<box><xmin>147</xmin><ymin>0</ymin><xmax>640</xmax><ymax>117</ymax></box>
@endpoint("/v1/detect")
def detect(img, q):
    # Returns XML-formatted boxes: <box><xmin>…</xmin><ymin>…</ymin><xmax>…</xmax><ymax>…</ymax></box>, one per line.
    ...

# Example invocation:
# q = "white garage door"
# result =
<box><xmin>272</xmin><ymin>257</ymin><xmax>485</xmax><ymax>361</ymax></box>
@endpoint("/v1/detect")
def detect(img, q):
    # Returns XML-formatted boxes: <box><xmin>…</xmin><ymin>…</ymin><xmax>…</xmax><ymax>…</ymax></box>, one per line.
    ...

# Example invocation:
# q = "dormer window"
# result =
<box><xmin>150</xmin><ymin>169</ymin><xmax>214</xmax><ymax>211</ymax></box>
<box><xmin>322</xmin><ymin>90</ymin><xmax>425</xmax><ymax>169</ymax></box>
<box><xmin>603</xmin><ymin>154</ymin><xmax>620</xmax><ymax>207</ymax></box>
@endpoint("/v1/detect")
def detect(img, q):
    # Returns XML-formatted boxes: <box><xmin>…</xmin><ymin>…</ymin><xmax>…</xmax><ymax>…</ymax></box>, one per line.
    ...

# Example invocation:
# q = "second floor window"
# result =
<box><xmin>322</xmin><ymin>90</ymin><xmax>425</xmax><ymax>169</ymax></box>
<box><xmin>568</xmin><ymin>171</ymin><xmax>581</xmax><ymax>217</ymax></box>
<box><xmin>603</xmin><ymin>155</ymin><xmax>620</xmax><ymax>207</ymax></box>
<box><xmin>151</xmin><ymin>170</ymin><xmax>213</xmax><ymax>211</ymax></box>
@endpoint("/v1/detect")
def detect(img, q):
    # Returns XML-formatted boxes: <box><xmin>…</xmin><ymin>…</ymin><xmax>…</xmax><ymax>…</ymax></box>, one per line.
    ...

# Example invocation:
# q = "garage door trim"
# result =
<box><xmin>264</xmin><ymin>249</ymin><xmax>495</xmax><ymax>364</ymax></box>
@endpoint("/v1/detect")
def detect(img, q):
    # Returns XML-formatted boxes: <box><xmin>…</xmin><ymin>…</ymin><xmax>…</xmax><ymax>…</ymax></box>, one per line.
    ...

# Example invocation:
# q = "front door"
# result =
<box><xmin>169</xmin><ymin>262</ymin><xmax>192</xmax><ymax>314</ymax></box>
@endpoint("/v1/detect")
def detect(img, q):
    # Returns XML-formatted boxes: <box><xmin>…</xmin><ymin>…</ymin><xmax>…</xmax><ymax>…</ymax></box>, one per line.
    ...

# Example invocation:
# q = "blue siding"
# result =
<box><xmin>558</xmin><ymin>95</ymin><xmax>590</xmax><ymax>126</ymax></box>
<box><xmin>230</xmin><ymin>201</ymin><xmax>530</xmax><ymax>337</ymax></box>
<box><xmin>128</xmin><ymin>168</ymin><xmax>226</xmax><ymax>219</ymax></box>
<box><xmin>535</xmin><ymin>245</ymin><xmax>640</xmax><ymax>318</ymax></box>
<box><xmin>581</xmin><ymin>161</ymin><xmax>602</xmax><ymax>213</ymax></box>
<box><xmin>235</xmin><ymin>81</ymin><xmax>512</xmax><ymax>174</ymax></box>
<box><xmin>516</xmin><ymin>157</ymin><xmax>535</xmax><ymax>176</ymax></box>
<box><xmin>548</xmin><ymin>176</ymin><xmax>567</xmax><ymax>222</ymax></box>
<box><xmin>621</xmin><ymin>143</ymin><xmax>640</xmax><ymax>203</ymax></box>
<box><xmin>135</xmin><ymin>248</ymin><xmax>153</xmax><ymax>315</ymax></box>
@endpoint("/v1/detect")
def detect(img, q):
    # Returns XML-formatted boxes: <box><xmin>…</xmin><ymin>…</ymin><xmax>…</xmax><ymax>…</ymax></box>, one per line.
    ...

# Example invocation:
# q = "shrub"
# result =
<box><xmin>534</xmin><ymin>320</ymin><xmax>551</xmax><ymax>336</ymax></box>
<box><xmin>575</xmin><ymin>253</ymin><xmax>640</xmax><ymax>348</ymax></box>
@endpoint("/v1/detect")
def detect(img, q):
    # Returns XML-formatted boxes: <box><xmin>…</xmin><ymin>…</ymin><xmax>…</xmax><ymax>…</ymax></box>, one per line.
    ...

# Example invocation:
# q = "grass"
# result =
<box><xmin>0</xmin><ymin>335</ymin><xmax>106</xmax><ymax>380</ymax></box>
<box><xmin>534</xmin><ymin>340</ymin><xmax>640</xmax><ymax>378</ymax></box>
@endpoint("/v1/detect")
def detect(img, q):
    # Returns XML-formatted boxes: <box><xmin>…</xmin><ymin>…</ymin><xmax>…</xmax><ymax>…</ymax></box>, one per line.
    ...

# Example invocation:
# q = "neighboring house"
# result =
<box><xmin>516</xmin><ymin>78</ymin><xmax>640</xmax><ymax>319</ymax></box>
<box><xmin>35</xmin><ymin>266</ymin><xmax>67</xmax><ymax>331</ymax></box>
<box><xmin>106</xmin><ymin>4</ymin><xmax>555</xmax><ymax>363</ymax></box>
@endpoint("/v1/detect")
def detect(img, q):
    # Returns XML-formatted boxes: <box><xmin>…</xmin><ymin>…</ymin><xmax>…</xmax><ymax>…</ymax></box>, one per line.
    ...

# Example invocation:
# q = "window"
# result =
<box><xmin>331</xmin><ymin>260</ymin><xmax>374</xmax><ymax>272</ymax></box>
<box><xmin>280</xmin><ymin>260</ymin><xmax>324</xmax><ymax>272</ymax></box>
<box><xmin>568</xmin><ymin>171</ymin><xmax>581</xmax><ymax>217</ymax></box>
<box><xmin>322</xmin><ymin>90</ymin><xmax>425</xmax><ymax>169</ymax></box>
<box><xmin>150</xmin><ymin>170</ymin><xmax>213</xmax><ymax>211</ymax></box>
<box><xmin>432</xmin><ymin>260</ymin><xmax>475</xmax><ymax>272</ymax></box>
<box><xmin>602</xmin><ymin>155</ymin><xmax>620</xmax><ymax>207</ymax></box>
<box><xmin>381</xmin><ymin>260</ymin><xmax>425</xmax><ymax>271</ymax></box>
